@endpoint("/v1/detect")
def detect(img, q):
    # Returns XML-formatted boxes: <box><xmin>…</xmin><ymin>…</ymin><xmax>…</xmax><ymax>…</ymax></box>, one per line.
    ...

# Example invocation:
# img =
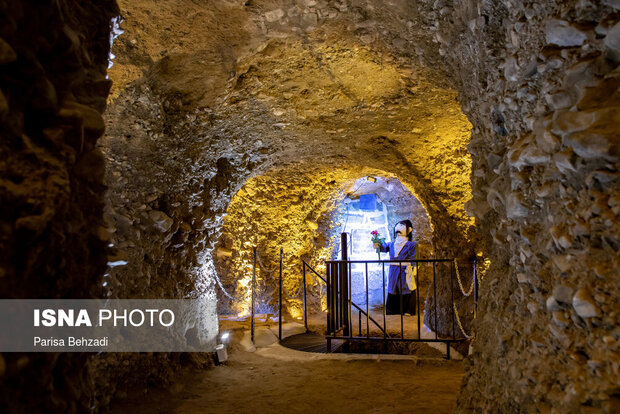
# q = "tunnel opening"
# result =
<box><xmin>335</xmin><ymin>175</ymin><xmax>433</xmax><ymax>310</ymax></box>
<box><xmin>101</xmin><ymin>1</ymin><xmax>480</xmax><ymax>381</ymax></box>
<box><xmin>212</xmin><ymin>168</ymin><xmax>438</xmax><ymax>317</ymax></box>
<box><xmin>211</xmin><ymin>165</ymin><xmax>472</xmax><ymax>359</ymax></box>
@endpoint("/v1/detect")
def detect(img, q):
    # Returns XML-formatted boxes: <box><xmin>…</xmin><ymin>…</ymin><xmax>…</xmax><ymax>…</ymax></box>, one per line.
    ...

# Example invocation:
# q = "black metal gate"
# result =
<box><xmin>249</xmin><ymin>233</ymin><xmax>478</xmax><ymax>359</ymax></box>
<box><xmin>323</xmin><ymin>233</ymin><xmax>477</xmax><ymax>359</ymax></box>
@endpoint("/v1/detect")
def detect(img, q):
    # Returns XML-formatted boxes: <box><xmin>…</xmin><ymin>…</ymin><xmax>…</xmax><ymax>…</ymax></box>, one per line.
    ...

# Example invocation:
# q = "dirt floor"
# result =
<box><xmin>111</xmin><ymin>326</ymin><xmax>465</xmax><ymax>414</ymax></box>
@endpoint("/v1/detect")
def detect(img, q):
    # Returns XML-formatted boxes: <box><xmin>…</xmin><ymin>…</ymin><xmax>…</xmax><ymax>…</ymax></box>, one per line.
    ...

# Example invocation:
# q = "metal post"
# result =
<box><xmin>399</xmin><ymin>264</ymin><xmax>404</xmax><ymax>339</ymax></box>
<box><xmin>251</xmin><ymin>246</ymin><xmax>256</xmax><ymax>344</ymax></box>
<box><xmin>473</xmin><ymin>258</ymin><xmax>478</xmax><ymax>318</ymax></box>
<box><xmin>450</xmin><ymin>261</ymin><xmax>455</xmax><ymax>339</ymax></box>
<box><xmin>340</xmin><ymin>232</ymin><xmax>349</xmax><ymax>336</ymax></box>
<box><xmin>326</xmin><ymin>262</ymin><xmax>332</xmax><ymax>334</ymax></box>
<box><xmin>433</xmin><ymin>261</ymin><xmax>438</xmax><ymax>340</ymax></box>
<box><xmin>382</xmin><ymin>262</ymin><xmax>386</xmax><ymax>340</ymax></box>
<box><xmin>335</xmin><ymin>263</ymin><xmax>339</xmax><ymax>331</ymax></box>
<box><xmin>416</xmin><ymin>261</ymin><xmax>421</xmax><ymax>340</ymax></box>
<box><xmin>336</xmin><ymin>262</ymin><xmax>340</xmax><ymax>332</ymax></box>
<box><xmin>332</xmin><ymin>262</ymin><xmax>336</xmax><ymax>333</ymax></box>
<box><xmin>302</xmin><ymin>263</ymin><xmax>308</xmax><ymax>332</ymax></box>
<box><xmin>279</xmin><ymin>248</ymin><xmax>283</xmax><ymax>342</ymax></box>
<box><xmin>343</xmin><ymin>268</ymin><xmax>345</xmax><ymax>332</ymax></box>
<box><xmin>336</xmin><ymin>262</ymin><xmax>341</xmax><ymax>332</ymax></box>
<box><xmin>365</xmin><ymin>262</ymin><xmax>369</xmax><ymax>338</ymax></box>
<box><xmin>349</xmin><ymin>261</ymin><xmax>353</xmax><ymax>339</ymax></box>
<box><xmin>342</xmin><ymin>263</ymin><xmax>347</xmax><ymax>332</ymax></box>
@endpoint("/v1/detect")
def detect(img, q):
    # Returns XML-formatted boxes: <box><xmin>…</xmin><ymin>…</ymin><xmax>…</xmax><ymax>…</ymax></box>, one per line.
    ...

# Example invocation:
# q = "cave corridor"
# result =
<box><xmin>0</xmin><ymin>0</ymin><xmax>619</xmax><ymax>413</ymax></box>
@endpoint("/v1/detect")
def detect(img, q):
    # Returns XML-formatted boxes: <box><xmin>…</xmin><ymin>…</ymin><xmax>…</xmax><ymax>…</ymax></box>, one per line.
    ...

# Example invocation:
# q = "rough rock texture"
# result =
<box><xmin>213</xmin><ymin>166</ymin><xmax>350</xmax><ymax>318</ymax></box>
<box><xmin>104</xmin><ymin>0</ymin><xmax>619</xmax><ymax>411</ymax></box>
<box><xmin>103</xmin><ymin>0</ymin><xmax>477</xmax><ymax>372</ymax></box>
<box><xmin>430</xmin><ymin>2</ymin><xmax>620</xmax><ymax>412</ymax></box>
<box><xmin>0</xmin><ymin>0</ymin><xmax>118</xmax><ymax>412</ymax></box>
<box><xmin>3</xmin><ymin>0</ymin><xmax>618</xmax><ymax>412</ymax></box>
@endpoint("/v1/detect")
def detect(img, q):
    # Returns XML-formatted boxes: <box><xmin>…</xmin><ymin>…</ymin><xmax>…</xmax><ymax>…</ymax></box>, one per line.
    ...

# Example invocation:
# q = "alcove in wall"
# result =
<box><xmin>334</xmin><ymin>175</ymin><xmax>433</xmax><ymax>308</ymax></box>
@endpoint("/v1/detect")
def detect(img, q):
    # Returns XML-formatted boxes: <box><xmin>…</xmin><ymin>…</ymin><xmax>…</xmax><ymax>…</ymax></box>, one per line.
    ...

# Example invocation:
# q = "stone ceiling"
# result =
<box><xmin>106</xmin><ymin>0</ymin><xmax>475</xmax><ymax>247</ymax></box>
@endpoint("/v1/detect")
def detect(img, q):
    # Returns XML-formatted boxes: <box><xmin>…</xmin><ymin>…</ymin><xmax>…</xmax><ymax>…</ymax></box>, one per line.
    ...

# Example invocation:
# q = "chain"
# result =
<box><xmin>453</xmin><ymin>301</ymin><xmax>473</xmax><ymax>339</ymax></box>
<box><xmin>454</xmin><ymin>258</ymin><xmax>475</xmax><ymax>297</ymax></box>
<box><xmin>255</xmin><ymin>249</ymin><xmax>277</xmax><ymax>274</ymax></box>
<box><xmin>212</xmin><ymin>265</ymin><xmax>235</xmax><ymax>300</ymax></box>
<box><xmin>478</xmin><ymin>260</ymin><xmax>486</xmax><ymax>282</ymax></box>
<box><xmin>254</xmin><ymin>249</ymin><xmax>300</xmax><ymax>301</ymax></box>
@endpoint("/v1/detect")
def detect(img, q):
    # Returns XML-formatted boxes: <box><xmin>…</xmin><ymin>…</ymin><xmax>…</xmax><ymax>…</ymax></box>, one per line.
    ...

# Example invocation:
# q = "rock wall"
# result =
<box><xmin>214</xmin><ymin>167</ymin><xmax>347</xmax><ymax>317</ymax></box>
<box><xmin>420</xmin><ymin>0</ymin><xmax>620</xmax><ymax>412</ymax></box>
<box><xmin>0</xmin><ymin>0</ymin><xmax>118</xmax><ymax>412</ymax></box>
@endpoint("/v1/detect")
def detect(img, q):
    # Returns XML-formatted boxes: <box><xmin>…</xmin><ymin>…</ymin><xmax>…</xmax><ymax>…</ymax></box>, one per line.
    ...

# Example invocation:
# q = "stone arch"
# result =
<box><xmin>212</xmin><ymin>160</ymin><xmax>471</xmax><ymax>330</ymax></box>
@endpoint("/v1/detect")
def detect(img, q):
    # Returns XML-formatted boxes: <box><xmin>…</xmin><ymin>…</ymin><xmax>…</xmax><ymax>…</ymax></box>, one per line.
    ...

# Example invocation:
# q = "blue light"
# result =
<box><xmin>359</xmin><ymin>194</ymin><xmax>376</xmax><ymax>211</ymax></box>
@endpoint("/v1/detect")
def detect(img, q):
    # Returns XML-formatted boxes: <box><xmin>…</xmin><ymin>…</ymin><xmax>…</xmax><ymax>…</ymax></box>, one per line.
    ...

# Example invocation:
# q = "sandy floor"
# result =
<box><xmin>112</xmin><ymin>326</ymin><xmax>465</xmax><ymax>414</ymax></box>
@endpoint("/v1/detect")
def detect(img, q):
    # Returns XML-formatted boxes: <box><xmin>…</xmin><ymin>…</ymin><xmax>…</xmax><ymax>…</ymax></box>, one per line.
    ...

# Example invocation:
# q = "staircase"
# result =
<box><xmin>280</xmin><ymin>333</ymin><xmax>345</xmax><ymax>353</ymax></box>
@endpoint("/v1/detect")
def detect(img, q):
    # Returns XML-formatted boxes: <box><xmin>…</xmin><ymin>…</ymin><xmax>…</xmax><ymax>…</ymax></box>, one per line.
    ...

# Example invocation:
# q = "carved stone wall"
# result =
<box><xmin>0</xmin><ymin>0</ymin><xmax>118</xmax><ymax>412</ymax></box>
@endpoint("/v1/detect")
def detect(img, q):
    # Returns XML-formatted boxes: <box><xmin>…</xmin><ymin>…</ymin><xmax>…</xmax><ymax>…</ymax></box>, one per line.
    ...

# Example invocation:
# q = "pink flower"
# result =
<box><xmin>371</xmin><ymin>230</ymin><xmax>378</xmax><ymax>236</ymax></box>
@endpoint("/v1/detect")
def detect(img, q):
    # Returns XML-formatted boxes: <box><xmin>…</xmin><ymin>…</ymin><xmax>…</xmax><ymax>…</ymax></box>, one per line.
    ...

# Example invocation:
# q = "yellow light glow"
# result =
<box><xmin>217</xmin><ymin>135</ymin><xmax>475</xmax><ymax>317</ymax></box>
<box><xmin>289</xmin><ymin>307</ymin><xmax>303</xmax><ymax>320</ymax></box>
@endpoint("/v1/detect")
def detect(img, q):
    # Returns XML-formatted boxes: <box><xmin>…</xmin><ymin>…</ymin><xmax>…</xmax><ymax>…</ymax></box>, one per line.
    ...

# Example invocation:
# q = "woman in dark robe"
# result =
<box><xmin>374</xmin><ymin>220</ymin><xmax>418</xmax><ymax>315</ymax></box>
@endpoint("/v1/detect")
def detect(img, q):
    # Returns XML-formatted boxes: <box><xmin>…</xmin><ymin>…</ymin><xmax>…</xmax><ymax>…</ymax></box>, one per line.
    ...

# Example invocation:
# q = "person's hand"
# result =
<box><xmin>373</xmin><ymin>242</ymin><xmax>380</xmax><ymax>249</ymax></box>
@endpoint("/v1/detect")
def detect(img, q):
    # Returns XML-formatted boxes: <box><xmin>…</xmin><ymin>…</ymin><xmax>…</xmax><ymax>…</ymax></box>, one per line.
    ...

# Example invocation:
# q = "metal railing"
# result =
<box><xmin>323</xmin><ymin>257</ymin><xmax>477</xmax><ymax>359</ymax></box>
<box><xmin>248</xmin><ymin>247</ymin><xmax>317</xmax><ymax>344</ymax></box>
<box><xmin>250</xmin><ymin>247</ymin><xmax>284</xmax><ymax>344</ymax></box>
<box><xmin>300</xmin><ymin>234</ymin><xmax>390</xmax><ymax>342</ymax></box>
<box><xmin>301</xmin><ymin>261</ymin><xmax>325</xmax><ymax>332</ymax></box>
<box><xmin>248</xmin><ymin>238</ymin><xmax>478</xmax><ymax>360</ymax></box>
<box><xmin>302</xmin><ymin>260</ymin><xmax>388</xmax><ymax>335</ymax></box>
<box><xmin>251</xmin><ymin>247</ymin><xmax>256</xmax><ymax>343</ymax></box>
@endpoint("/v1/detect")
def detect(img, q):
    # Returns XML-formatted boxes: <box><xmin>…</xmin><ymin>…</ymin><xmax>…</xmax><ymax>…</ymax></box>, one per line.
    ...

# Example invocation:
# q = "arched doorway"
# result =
<box><xmin>334</xmin><ymin>175</ymin><xmax>432</xmax><ymax>309</ymax></box>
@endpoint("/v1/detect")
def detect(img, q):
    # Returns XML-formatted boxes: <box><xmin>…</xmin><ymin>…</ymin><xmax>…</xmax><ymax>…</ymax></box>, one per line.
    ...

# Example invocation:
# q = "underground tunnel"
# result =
<box><xmin>0</xmin><ymin>0</ymin><xmax>619</xmax><ymax>413</ymax></box>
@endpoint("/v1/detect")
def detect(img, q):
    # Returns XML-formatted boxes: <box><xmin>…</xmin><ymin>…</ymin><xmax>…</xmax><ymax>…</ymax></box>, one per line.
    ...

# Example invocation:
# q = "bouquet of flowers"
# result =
<box><xmin>370</xmin><ymin>230</ymin><xmax>385</xmax><ymax>253</ymax></box>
